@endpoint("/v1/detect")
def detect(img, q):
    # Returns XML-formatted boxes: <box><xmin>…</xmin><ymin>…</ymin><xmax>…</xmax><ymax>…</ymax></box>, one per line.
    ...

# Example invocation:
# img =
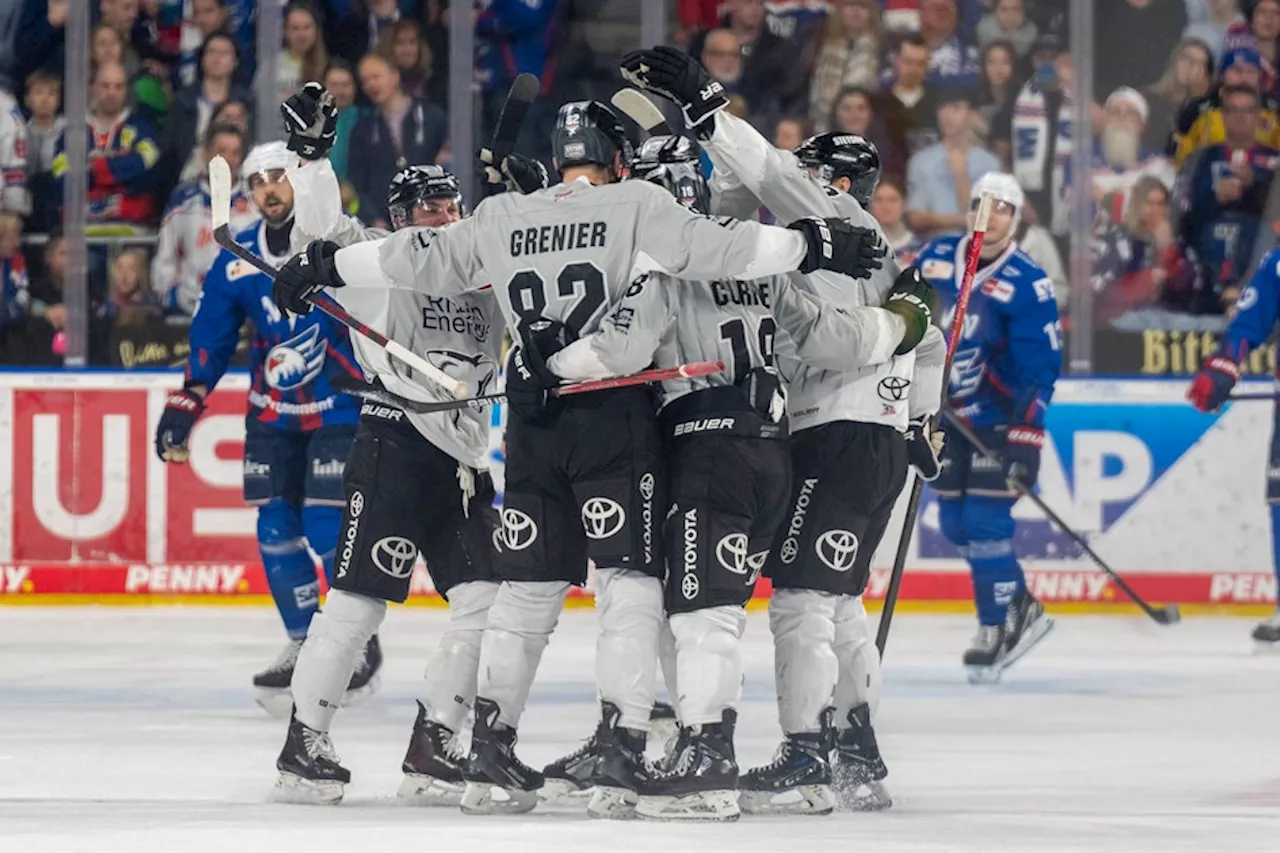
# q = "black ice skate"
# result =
<box><xmin>253</xmin><ymin>637</ymin><xmax>304</xmax><ymax>718</ymax></box>
<box><xmin>587</xmin><ymin>701</ymin><xmax>654</xmax><ymax>819</ymax></box>
<box><xmin>460</xmin><ymin>697</ymin><xmax>543</xmax><ymax>815</ymax></box>
<box><xmin>274</xmin><ymin>708</ymin><xmax>351</xmax><ymax>805</ymax></box>
<box><xmin>636</xmin><ymin>709</ymin><xmax>739</xmax><ymax>822</ymax></box>
<box><xmin>832</xmin><ymin>703</ymin><xmax>891</xmax><ymax>811</ymax></box>
<box><xmin>540</xmin><ymin>729</ymin><xmax>599</xmax><ymax>802</ymax></box>
<box><xmin>398</xmin><ymin>700</ymin><xmax>466</xmax><ymax>805</ymax></box>
<box><xmin>963</xmin><ymin>623</ymin><xmax>1009</xmax><ymax>684</ymax></box>
<box><xmin>1002</xmin><ymin>592</ymin><xmax>1055</xmax><ymax>669</ymax></box>
<box><xmin>343</xmin><ymin>634</ymin><xmax>383</xmax><ymax>706</ymax></box>
<box><xmin>740</xmin><ymin>708</ymin><xmax>836</xmax><ymax>816</ymax></box>
<box><xmin>649</xmin><ymin>700</ymin><xmax>680</xmax><ymax>758</ymax></box>
<box><xmin>1252</xmin><ymin>608</ymin><xmax>1280</xmax><ymax>648</ymax></box>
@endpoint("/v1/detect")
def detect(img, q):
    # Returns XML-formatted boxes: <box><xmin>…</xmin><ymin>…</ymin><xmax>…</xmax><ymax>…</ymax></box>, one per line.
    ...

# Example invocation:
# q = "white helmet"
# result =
<box><xmin>970</xmin><ymin>171</ymin><xmax>1024</xmax><ymax>241</ymax></box>
<box><xmin>242</xmin><ymin>141</ymin><xmax>293</xmax><ymax>185</ymax></box>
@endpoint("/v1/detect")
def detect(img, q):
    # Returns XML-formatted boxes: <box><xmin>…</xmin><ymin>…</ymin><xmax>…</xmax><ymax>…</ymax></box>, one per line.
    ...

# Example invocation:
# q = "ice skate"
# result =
<box><xmin>342</xmin><ymin>634</ymin><xmax>383</xmax><ymax>707</ymax></box>
<box><xmin>636</xmin><ymin>710</ymin><xmax>739</xmax><ymax>822</ymax></box>
<box><xmin>964</xmin><ymin>624</ymin><xmax>1009</xmax><ymax>684</ymax></box>
<box><xmin>253</xmin><ymin>637</ymin><xmax>304</xmax><ymax>718</ymax></box>
<box><xmin>273</xmin><ymin>708</ymin><xmax>350</xmax><ymax>805</ymax></box>
<box><xmin>540</xmin><ymin>729</ymin><xmax>599</xmax><ymax>802</ymax></box>
<box><xmin>1252</xmin><ymin>608</ymin><xmax>1280</xmax><ymax>649</ymax></box>
<box><xmin>832</xmin><ymin>704</ymin><xmax>891</xmax><ymax>811</ymax></box>
<box><xmin>649</xmin><ymin>700</ymin><xmax>680</xmax><ymax>758</ymax></box>
<box><xmin>398</xmin><ymin>701</ymin><xmax>467</xmax><ymax>805</ymax></box>
<box><xmin>740</xmin><ymin>709</ymin><xmax>836</xmax><ymax>816</ymax></box>
<box><xmin>1002</xmin><ymin>592</ymin><xmax>1055</xmax><ymax>669</ymax></box>
<box><xmin>459</xmin><ymin>697</ymin><xmax>542</xmax><ymax>815</ymax></box>
<box><xmin>587</xmin><ymin>701</ymin><xmax>653</xmax><ymax>820</ymax></box>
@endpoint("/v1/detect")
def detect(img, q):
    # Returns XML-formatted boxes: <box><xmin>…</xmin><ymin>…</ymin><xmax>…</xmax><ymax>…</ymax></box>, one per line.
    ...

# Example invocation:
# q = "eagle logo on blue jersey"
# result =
<box><xmin>265</xmin><ymin>324</ymin><xmax>327</xmax><ymax>390</ymax></box>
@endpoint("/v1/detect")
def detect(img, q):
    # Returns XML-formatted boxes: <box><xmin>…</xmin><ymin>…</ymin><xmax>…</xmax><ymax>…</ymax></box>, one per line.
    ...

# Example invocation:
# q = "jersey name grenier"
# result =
<box><xmin>509</xmin><ymin>221</ymin><xmax>608</xmax><ymax>257</ymax></box>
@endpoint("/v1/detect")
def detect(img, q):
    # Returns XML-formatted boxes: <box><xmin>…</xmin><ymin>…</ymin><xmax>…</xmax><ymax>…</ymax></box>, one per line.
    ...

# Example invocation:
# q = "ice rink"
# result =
<box><xmin>1</xmin><ymin>606</ymin><xmax>1277</xmax><ymax>853</ymax></box>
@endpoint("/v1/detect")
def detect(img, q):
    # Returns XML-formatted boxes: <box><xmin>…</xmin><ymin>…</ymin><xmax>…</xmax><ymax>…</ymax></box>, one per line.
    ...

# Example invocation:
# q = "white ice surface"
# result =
<box><xmin>1</xmin><ymin>608</ymin><xmax>1277</xmax><ymax>853</ymax></box>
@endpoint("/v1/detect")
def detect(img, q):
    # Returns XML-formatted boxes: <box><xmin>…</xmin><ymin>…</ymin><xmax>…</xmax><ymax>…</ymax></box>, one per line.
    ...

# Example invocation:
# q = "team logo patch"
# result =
<box><xmin>639</xmin><ymin>473</ymin><xmax>655</xmax><ymax>501</ymax></box>
<box><xmin>816</xmin><ymin>529</ymin><xmax>859</xmax><ymax>572</ymax></box>
<box><xmin>1238</xmin><ymin>286</ymin><xmax>1259</xmax><ymax>312</ymax></box>
<box><xmin>372</xmin><ymin>536</ymin><xmax>417</xmax><ymax>579</ymax></box>
<box><xmin>502</xmin><ymin>508</ymin><xmax>538</xmax><ymax>551</ymax></box>
<box><xmin>779</xmin><ymin>537</ymin><xmax>800</xmax><ymax>564</ymax></box>
<box><xmin>294</xmin><ymin>581</ymin><xmax>320</xmax><ymax>609</ymax></box>
<box><xmin>582</xmin><ymin>497</ymin><xmax>626</xmax><ymax>540</ymax></box>
<box><xmin>349</xmin><ymin>491</ymin><xmax>365</xmax><ymax>517</ymax></box>
<box><xmin>265</xmin><ymin>324</ymin><xmax>326</xmax><ymax>390</ymax></box>
<box><xmin>715</xmin><ymin>533</ymin><xmax>749</xmax><ymax>575</ymax></box>
<box><xmin>980</xmin><ymin>278</ymin><xmax>1015</xmax><ymax>303</ymax></box>
<box><xmin>877</xmin><ymin>376</ymin><xmax>910</xmax><ymax>402</ymax></box>
<box><xmin>921</xmin><ymin>259</ymin><xmax>954</xmax><ymax>280</ymax></box>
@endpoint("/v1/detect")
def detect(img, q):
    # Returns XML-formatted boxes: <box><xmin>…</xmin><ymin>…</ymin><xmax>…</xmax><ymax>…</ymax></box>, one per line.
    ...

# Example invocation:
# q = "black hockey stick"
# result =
<box><xmin>208</xmin><ymin>156</ymin><xmax>468</xmax><ymax>398</ymax></box>
<box><xmin>940</xmin><ymin>410</ymin><xmax>1182</xmax><ymax>627</ymax></box>
<box><xmin>490</xmin><ymin>73</ymin><xmax>540</xmax><ymax>162</ymax></box>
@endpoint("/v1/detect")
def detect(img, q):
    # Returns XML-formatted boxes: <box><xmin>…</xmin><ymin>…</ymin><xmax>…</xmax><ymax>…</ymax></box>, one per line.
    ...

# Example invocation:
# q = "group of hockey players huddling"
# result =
<box><xmin>152</xmin><ymin>43</ymin><xmax>1066</xmax><ymax>821</ymax></box>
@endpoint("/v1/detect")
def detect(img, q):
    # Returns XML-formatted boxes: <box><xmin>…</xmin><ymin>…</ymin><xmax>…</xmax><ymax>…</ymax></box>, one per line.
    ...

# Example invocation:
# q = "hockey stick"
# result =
<box><xmin>208</xmin><ymin>156</ymin><xmax>468</xmax><ymax>398</ymax></box>
<box><xmin>939</xmin><ymin>410</ymin><xmax>1182</xmax><ymax>626</ymax></box>
<box><xmin>876</xmin><ymin>194</ymin><xmax>993</xmax><ymax>657</ymax></box>
<box><xmin>332</xmin><ymin>360</ymin><xmax>726</xmax><ymax>415</ymax></box>
<box><xmin>1227</xmin><ymin>391</ymin><xmax>1280</xmax><ymax>401</ymax></box>
<box><xmin>611</xmin><ymin>88</ymin><xmax>672</xmax><ymax>136</ymax></box>
<box><xmin>490</xmin><ymin>73</ymin><xmax>540</xmax><ymax>163</ymax></box>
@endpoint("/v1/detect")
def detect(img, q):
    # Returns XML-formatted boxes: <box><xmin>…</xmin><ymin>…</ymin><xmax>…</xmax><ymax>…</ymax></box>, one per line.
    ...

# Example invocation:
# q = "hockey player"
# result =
<box><xmin>269</xmin><ymin>83</ymin><xmax>514</xmax><ymax>805</ymax></box>
<box><xmin>914</xmin><ymin>172</ymin><xmax>1062</xmax><ymax>682</ymax></box>
<box><xmin>1188</xmin><ymin>246</ymin><xmax>1280</xmax><ymax>647</ymax></box>
<box><xmin>620</xmin><ymin>45</ymin><xmax>946</xmax><ymax>812</ymax></box>
<box><xmin>269</xmin><ymin>98</ymin><xmax>890</xmax><ymax>816</ymax></box>
<box><xmin>152</xmin><ymin>141</ymin><xmax>378</xmax><ymax>714</ymax></box>
<box><xmin>540</xmin><ymin>133</ymin><xmax>937</xmax><ymax>821</ymax></box>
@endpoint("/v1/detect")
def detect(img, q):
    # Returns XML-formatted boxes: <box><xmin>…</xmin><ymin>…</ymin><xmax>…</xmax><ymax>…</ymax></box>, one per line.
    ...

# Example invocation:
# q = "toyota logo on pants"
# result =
<box><xmin>582</xmin><ymin>497</ymin><xmax>626</xmax><ymax>540</ymax></box>
<box><xmin>372</xmin><ymin>536</ymin><xmax>418</xmax><ymax>578</ymax></box>
<box><xmin>502</xmin><ymin>508</ymin><xmax>539</xmax><ymax>551</ymax></box>
<box><xmin>716</xmin><ymin>533</ymin><xmax>749</xmax><ymax>574</ymax></box>
<box><xmin>816</xmin><ymin>529</ymin><xmax>859</xmax><ymax>572</ymax></box>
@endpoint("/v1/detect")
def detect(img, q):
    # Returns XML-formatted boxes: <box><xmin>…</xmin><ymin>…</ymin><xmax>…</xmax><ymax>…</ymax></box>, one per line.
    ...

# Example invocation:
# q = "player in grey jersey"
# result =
<box><xmin>271</xmin><ymin>98</ymin><xmax>890</xmax><ymax>816</ymax></box>
<box><xmin>538</xmin><ymin>134</ymin><xmax>936</xmax><ymax>821</ymax></box>
<box><xmin>622</xmin><ymin>46</ymin><xmax>948</xmax><ymax>811</ymax></box>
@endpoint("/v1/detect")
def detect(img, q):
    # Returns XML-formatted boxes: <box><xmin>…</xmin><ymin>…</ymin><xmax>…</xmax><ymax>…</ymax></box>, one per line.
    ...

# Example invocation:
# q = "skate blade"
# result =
<box><xmin>739</xmin><ymin>784</ymin><xmax>835</xmax><ymax>816</ymax></box>
<box><xmin>538</xmin><ymin>778</ymin><xmax>594</xmax><ymax>802</ymax></box>
<box><xmin>341</xmin><ymin>673</ymin><xmax>382</xmax><ymax>709</ymax></box>
<box><xmin>635</xmin><ymin>789</ymin><xmax>740</xmax><ymax>822</ymax></box>
<box><xmin>397</xmin><ymin>773</ymin><xmax>465</xmax><ymax>806</ymax></box>
<box><xmin>254</xmin><ymin>688</ymin><xmax>294</xmax><ymax>719</ymax></box>
<box><xmin>966</xmin><ymin>664</ymin><xmax>1003</xmax><ymax>685</ymax></box>
<box><xmin>273</xmin><ymin>771</ymin><xmax>345</xmax><ymax>805</ymax></box>
<box><xmin>587</xmin><ymin>785</ymin><xmax>637</xmax><ymax>820</ymax></box>
<box><xmin>1002</xmin><ymin>615</ymin><xmax>1056</xmax><ymax>670</ymax></box>
<box><xmin>459</xmin><ymin>781</ymin><xmax>538</xmax><ymax>815</ymax></box>
<box><xmin>835</xmin><ymin>778</ymin><xmax>892</xmax><ymax>812</ymax></box>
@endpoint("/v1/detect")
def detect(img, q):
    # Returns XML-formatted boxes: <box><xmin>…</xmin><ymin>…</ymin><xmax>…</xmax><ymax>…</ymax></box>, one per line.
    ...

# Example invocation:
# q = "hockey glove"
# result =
<box><xmin>478</xmin><ymin>148</ymin><xmax>549</xmax><ymax>195</ymax></box>
<box><xmin>154</xmin><ymin>386</ymin><xmax>205</xmax><ymax>463</ymax></box>
<box><xmin>790</xmin><ymin>217</ymin><xmax>887</xmax><ymax>279</ymax></box>
<box><xmin>281</xmin><ymin>82</ymin><xmax>338</xmax><ymax>161</ymax></box>
<box><xmin>620</xmin><ymin>46</ymin><xmax>729</xmax><ymax>130</ymax></box>
<box><xmin>272</xmin><ymin>240</ymin><xmax>343</xmax><ymax>316</ymax></box>
<box><xmin>905</xmin><ymin>416</ymin><xmax>944</xmax><ymax>481</ymax></box>
<box><xmin>884</xmin><ymin>267</ymin><xmax>938</xmax><ymax>355</ymax></box>
<box><xmin>1187</xmin><ymin>356</ymin><xmax>1239</xmax><ymax>413</ymax></box>
<box><xmin>1002</xmin><ymin>426</ymin><xmax>1044</xmax><ymax>490</ymax></box>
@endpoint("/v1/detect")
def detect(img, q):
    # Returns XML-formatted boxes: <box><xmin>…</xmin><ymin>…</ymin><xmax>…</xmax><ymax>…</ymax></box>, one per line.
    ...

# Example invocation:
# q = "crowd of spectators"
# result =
<box><xmin>2</xmin><ymin>0</ymin><xmax>1280</xmax><ymax>366</ymax></box>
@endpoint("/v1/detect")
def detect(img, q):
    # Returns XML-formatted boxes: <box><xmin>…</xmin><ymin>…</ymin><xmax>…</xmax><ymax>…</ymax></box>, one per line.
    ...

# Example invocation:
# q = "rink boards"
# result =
<box><xmin>0</xmin><ymin>371</ymin><xmax>1275</xmax><ymax>610</ymax></box>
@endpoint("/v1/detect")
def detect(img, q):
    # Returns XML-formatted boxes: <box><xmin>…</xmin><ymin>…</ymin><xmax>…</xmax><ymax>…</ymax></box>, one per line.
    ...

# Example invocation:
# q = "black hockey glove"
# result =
<box><xmin>620</xmin><ymin>45</ymin><xmax>729</xmax><ymax>130</ymax></box>
<box><xmin>281</xmin><ymin>82</ymin><xmax>338</xmax><ymax>161</ymax></box>
<box><xmin>904</xmin><ymin>416</ymin><xmax>943</xmax><ymax>481</ymax></box>
<box><xmin>154</xmin><ymin>386</ymin><xmax>205</xmax><ymax>463</ymax></box>
<box><xmin>1002</xmin><ymin>425</ymin><xmax>1044</xmax><ymax>490</ymax></box>
<box><xmin>272</xmin><ymin>240</ymin><xmax>343</xmax><ymax>316</ymax></box>
<box><xmin>505</xmin><ymin>319</ymin><xmax>572</xmax><ymax>424</ymax></box>
<box><xmin>789</xmin><ymin>216</ymin><xmax>887</xmax><ymax>279</ymax></box>
<box><xmin>478</xmin><ymin>147</ymin><xmax>549</xmax><ymax>195</ymax></box>
<box><xmin>884</xmin><ymin>267</ymin><xmax>938</xmax><ymax>355</ymax></box>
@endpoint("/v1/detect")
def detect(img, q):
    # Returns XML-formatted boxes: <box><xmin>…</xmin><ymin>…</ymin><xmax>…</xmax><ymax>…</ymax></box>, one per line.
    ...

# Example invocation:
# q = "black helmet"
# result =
<box><xmin>386</xmin><ymin>165</ymin><xmax>462</xmax><ymax>230</ymax></box>
<box><xmin>551</xmin><ymin>100</ymin><xmax>634</xmax><ymax>175</ymax></box>
<box><xmin>793</xmin><ymin>132</ymin><xmax>882</xmax><ymax>207</ymax></box>
<box><xmin>631</xmin><ymin>134</ymin><xmax>710</xmax><ymax>215</ymax></box>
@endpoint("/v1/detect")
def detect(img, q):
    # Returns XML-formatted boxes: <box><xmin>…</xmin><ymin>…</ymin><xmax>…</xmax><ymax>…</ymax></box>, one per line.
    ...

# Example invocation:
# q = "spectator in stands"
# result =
<box><xmin>0</xmin><ymin>211</ymin><xmax>27</xmax><ymax>355</ymax></box>
<box><xmin>102</xmin><ymin>247</ymin><xmax>160</xmax><ymax>327</ymax></box>
<box><xmin>871</xmin><ymin>175</ymin><xmax>924</xmax><ymax>264</ymax></box>
<box><xmin>1094</xmin><ymin>0</ymin><xmax>1187</xmax><ymax>97</ymax></box>
<box><xmin>915</xmin><ymin>0</ymin><xmax>980</xmax><ymax>87</ymax></box>
<box><xmin>54</xmin><ymin>61</ymin><xmax>163</xmax><ymax>227</ymax></box>
<box><xmin>906</xmin><ymin>87</ymin><xmax>999</xmax><ymax>238</ymax></box>
<box><xmin>1144</xmin><ymin>37</ymin><xmax>1214</xmax><ymax>152</ymax></box>
<box><xmin>1093</xmin><ymin>88</ymin><xmax>1177</xmax><ymax>219</ymax></box>
<box><xmin>161</xmin><ymin>31</ymin><xmax>250</xmax><ymax>197</ymax></box>
<box><xmin>881</xmin><ymin>34</ymin><xmax>938</xmax><ymax>156</ymax></box>
<box><xmin>1225</xmin><ymin>0</ymin><xmax>1280</xmax><ymax>95</ymax></box>
<box><xmin>475</xmin><ymin>0</ymin><xmax>558</xmax><ymax>150</ymax></box>
<box><xmin>1177</xmin><ymin>84</ymin><xmax>1280</xmax><ymax>313</ymax></box>
<box><xmin>0</xmin><ymin>0</ymin><xmax>21</xmax><ymax>92</ymax></box>
<box><xmin>331</xmin><ymin>0</ymin><xmax>406</xmax><ymax>65</ymax></box>
<box><xmin>1184</xmin><ymin>0</ymin><xmax>1246</xmax><ymax>61</ymax></box>
<box><xmin>209</xmin><ymin>97</ymin><xmax>252</xmax><ymax>137</ymax></box>
<box><xmin>700</xmin><ymin>28</ymin><xmax>745</xmax><ymax>99</ymax></box>
<box><xmin>380</xmin><ymin>18</ymin><xmax>436</xmax><ymax>102</ymax></box>
<box><xmin>177</xmin><ymin>0</ymin><xmax>231</xmax><ymax>86</ymax></box>
<box><xmin>349</xmin><ymin>52</ymin><xmax>447</xmax><ymax>228</ymax></box>
<box><xmin>279</xmin><ymin>1</ymin><xmax>329</xmax><ymax>102</ymax></box>
<box><xmin>830</xmin><ymin>86</ymin><xmax>907</xmax><ymax>182</ymax></box>
<box><xmin>323</xmin><ymin>60</ymin><xmax>364</xmax><ymax>182</ymax></box>
<box><xmin>17</xmin><ymin>0</ymin><xmax>69</xmax><ymax>79</ymax></box>
<box><xmin>717</xmin><ymin>0</ymin><xmax>801</xmax><ymax>120</ymax></box>
<box><xmin>23</xmin><ymin>70</ymin><xmax>63</xmax><ymax>230</ymax></box>
<box><xmin>773</xmin><ymin>116</ymin><xmax>809</xmax><ymax>152</ymax></box>
<box><xmin>805</xmin><ymin>0</ymin><xmax>883</xmax><ymax>133</ymax></box>
<box><xmin>21</xmin><ymin>227</ymin><xmax>67</xmax><ymax>365</ymax></box>
<box><xmin>1172</xmin><ymin>46</ymin><xmax>1280</xmax><ymax>167</ymax></box>
<box><xmin>1016</xmin><ymin>202</ymin><xmax>1069</xmax><ymax>308</ymax></box>
<box><xmin>152</xmin><ymin>123</ymin><xmax>252</xmax><ymax>315</ymax></box>
<box><xmin>0</xmin><ymin>81</ymin><xmax>26</xmax><ymax>217</ymax></box>
<box><xmin>973</xmin><ymin>39</ymin><xmax>1019</xmax><ymax>153</ymax></box>
<box><xmin>90</xmin><ymin>22</ymin><xmax>170</xmax><ymax>128</ymax></box>
<box><xmin>975</xmin><ymin>0</ymin><xmax>1036</xmax><ymax>58</ymax></box>
<box><xmin>91</xmin><ymin>18</ymin><xmax>138</xmax><ymax>78</ymax></box>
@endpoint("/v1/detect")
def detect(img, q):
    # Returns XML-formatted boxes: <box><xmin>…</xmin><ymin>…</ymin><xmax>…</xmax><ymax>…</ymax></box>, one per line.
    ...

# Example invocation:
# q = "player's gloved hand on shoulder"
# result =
<box><xmin>790</xmin><ymin>217</ymin><xmax>887</xmax><ymax>279</ymax></box>
<box><xmin>154</xmin><ymin>386</ymin><xmax>205</xmax><ymax>463</ymax></box>
<box><xmin>281</xmin><ymin>82</ymin><xmax>338</xmax><ymax>161</ymax></box>
<box><xmin>1187</xmin><ymin>355</ymin><xmax>1239</xmax><ymax>412</ymax></box>
<box><xmin>884</xmin><ymin>267</ymin><xmax>938</xmax><ymax>355</ymax></box>
<box><xmin>620</xmin><ymin>46</ymin><xmax>728</xmax><ymax>131</ymax></box>
<box><xmin>905</xmin><ymin>416</ymin><xmax>944</xmax><ymax>480</ymax></box>
<box><xmin>478</xmin><ymin>148</ymin><xmax>549</xmax><ymax>195</ymax></box>
<box><xmin>272</xmin><ymin>240</ymin><xmax>343</xmax><ymax>316</ymax></box>
<box><xmin>1002</xmin><ymin>426</ymin><xmax>1043</xmax><ymax>490</ymax></box>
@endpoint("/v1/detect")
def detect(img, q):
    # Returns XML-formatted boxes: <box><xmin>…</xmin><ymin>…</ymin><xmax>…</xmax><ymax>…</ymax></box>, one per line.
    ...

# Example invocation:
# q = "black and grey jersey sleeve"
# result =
<box><xmin>772</xmin><ymin>274</ymin><xmax>906</xmax><ymax>371</ymax></box>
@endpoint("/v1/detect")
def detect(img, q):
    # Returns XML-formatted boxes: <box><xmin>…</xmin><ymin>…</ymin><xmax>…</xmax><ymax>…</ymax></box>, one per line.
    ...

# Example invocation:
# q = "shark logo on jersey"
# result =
<box><xmin>427</xmin><ymin>349</ymin><xmax>498</xmax><ymax>397</ymax></box>
<box><xmin>265</xmin><ymin>324</ymin><xmax>326</xmax><ymax>390</ymax></box>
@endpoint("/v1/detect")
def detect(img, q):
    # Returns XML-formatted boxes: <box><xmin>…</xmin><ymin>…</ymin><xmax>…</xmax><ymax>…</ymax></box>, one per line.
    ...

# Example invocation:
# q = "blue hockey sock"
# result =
<box><xmin>1269</xmin><ymin>503</ymin><xmax>1280</xmax><ymax>593</ymax></box>
<box><xmin>302</xmin><ymin>503</ymin><xmax>344</xmax><ymax>584</ymax></box>
<box><xmin>259</xmin><ymin>500</ymin><xmax>321</xmax><ymax>639</ymax></box>
<box><xmin>967</xmin><ymin>541</ymin><xmax>1025</xmax><ymax>626</ymax></box>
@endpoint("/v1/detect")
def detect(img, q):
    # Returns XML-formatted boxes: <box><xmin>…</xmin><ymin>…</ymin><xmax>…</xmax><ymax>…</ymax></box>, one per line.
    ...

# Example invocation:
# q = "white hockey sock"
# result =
<box><xmin>594</xmin><ymin>567</ymin><xmax>663</xmax><ymax>731</ymax></box>
<box><xmin>476</xmin><ymin>580</ymin><xmax>569</xmax><ymax>728</ymax></box>
<box><xmin>292</xmin><ymin>589</ymin><xmax>386</xmax><ymax>732</ymax></box>
<box><xmin>769</xmin><ymin>588</ymin><xmax>839</xmax><ymax>735</ymax></box>
<box><xmin>658</xmin><ymin>617</ymin><xmax>680</xmax><ymax>720</ymax></box>
<box><xmin>669</xmin><ymin>605</ymin><xmax>746</xmax><ymax>727</ymax></box>
<box><xmin>833</xmin><ymin>595</ymin><xmax>883</xmax><ymax>723</ymax></box>
<box><xmin>421</xmin><ymin>580</ymin><xmax>499</xmax><ymax>733</ymax></box>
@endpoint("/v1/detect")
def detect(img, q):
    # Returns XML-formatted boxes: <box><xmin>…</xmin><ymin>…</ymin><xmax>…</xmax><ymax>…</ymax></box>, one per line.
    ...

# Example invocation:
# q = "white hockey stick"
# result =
<box><xmin>611</xmin><ymin>88</ymin><xmax>671</xmax><ymax>136</ymax></box>
<box><xmin>209</xmin><ymin>156</ymin><xmax>468</xmax><ymax>398</ymax></box>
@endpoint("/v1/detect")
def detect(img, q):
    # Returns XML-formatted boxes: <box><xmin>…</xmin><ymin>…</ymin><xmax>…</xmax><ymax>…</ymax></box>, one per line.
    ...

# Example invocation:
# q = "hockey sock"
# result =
<box><xmin>960</xmin><ymin>496</ymin><xmax>1022</xmax><ymax>626</ymax></box>
<box><xmin>595</xmin><ymin>567</ymin><xmax>664</xmax><ymax>732</ymax></box>
<box><xmin>258</xmin><ymin>499</ymin><xmax>321</xmax><ymax>639</ymax></box>
<box><xmin>658</xmin><ymin>618</ymin><xmax>680</xmax><ymax>720</ymax></box>
<box><xmin>1269</xmin><ymin>504</ymin><xmax>1280</xmax><ymax>591</ymax></box>
<box><xmin>302</xmin><ymin>503</ymin><xmax>343</xmax><ymax>584</ymax></box>
<box><xmin>477</xmin><ymin>580</ymin><xmax>570</xmax><ymax>728</ymax></box>
<box><xmin>292</xmin><ymin>589</ymin><xmax>386</xmax><ymax>731</ymax></box>
<box><xmin>768</xmin><ymin>588</ymin><xmax>838</xmax><ymax>735</ymax></box>
<box><xmin>422</xmin><ymin>580</ymin><xmax>498</xmax><ymax>732</ymax></box>
<box><xmin>833</xmin><ymin>594</ymin><xmax>883</xmax><ymax>721</ymax></box>
<box><xmin>669</xmin><ymin>605</ymin><xmax>746</xmax><ymax>727</ymax></box>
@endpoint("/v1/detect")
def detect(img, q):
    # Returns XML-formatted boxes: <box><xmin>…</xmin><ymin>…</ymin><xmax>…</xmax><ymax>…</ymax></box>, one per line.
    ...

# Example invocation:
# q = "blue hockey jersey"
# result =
<box><xmin>1220</xmin><ymin>247</ymin><xmax>1280</xmax><ymax>365</ymax></box>
<box><xmin>185</xmin><ymin>220</ymin><xmax>362</xmax><ymax>431</ymax></box>
<box><xmin>915</xmin><ymin>235</ymin><xmax>1063</xmax><ymax>428</ymax></box>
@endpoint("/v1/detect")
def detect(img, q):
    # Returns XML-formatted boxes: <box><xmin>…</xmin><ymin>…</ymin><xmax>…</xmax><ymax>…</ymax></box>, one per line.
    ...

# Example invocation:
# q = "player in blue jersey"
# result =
<box><xmin>152</xmin><ymin>141</ymin><xmax>379</xmax><ymax>712</ymax></box>
<box><xmin>1188</xmin><ymin>249</ymin><xmax>1280</xmax><ymax>647</ymax></box>
<box><xmin>915</xmin><ymin>172</ymin><xmax>1062</xmax><ymax>682</ymax></box>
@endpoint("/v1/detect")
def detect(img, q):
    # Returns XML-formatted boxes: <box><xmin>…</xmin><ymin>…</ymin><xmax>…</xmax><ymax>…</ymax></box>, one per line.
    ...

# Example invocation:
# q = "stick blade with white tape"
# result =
<box><xmin>611</xmin><ymin>88</ymin><xmax>671</xmax><ymax>136</ymax></box>
<box><xmin>209</xmin><ymin>155</ymin><xmax>233</xmax><ymax>232</ymax></box>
